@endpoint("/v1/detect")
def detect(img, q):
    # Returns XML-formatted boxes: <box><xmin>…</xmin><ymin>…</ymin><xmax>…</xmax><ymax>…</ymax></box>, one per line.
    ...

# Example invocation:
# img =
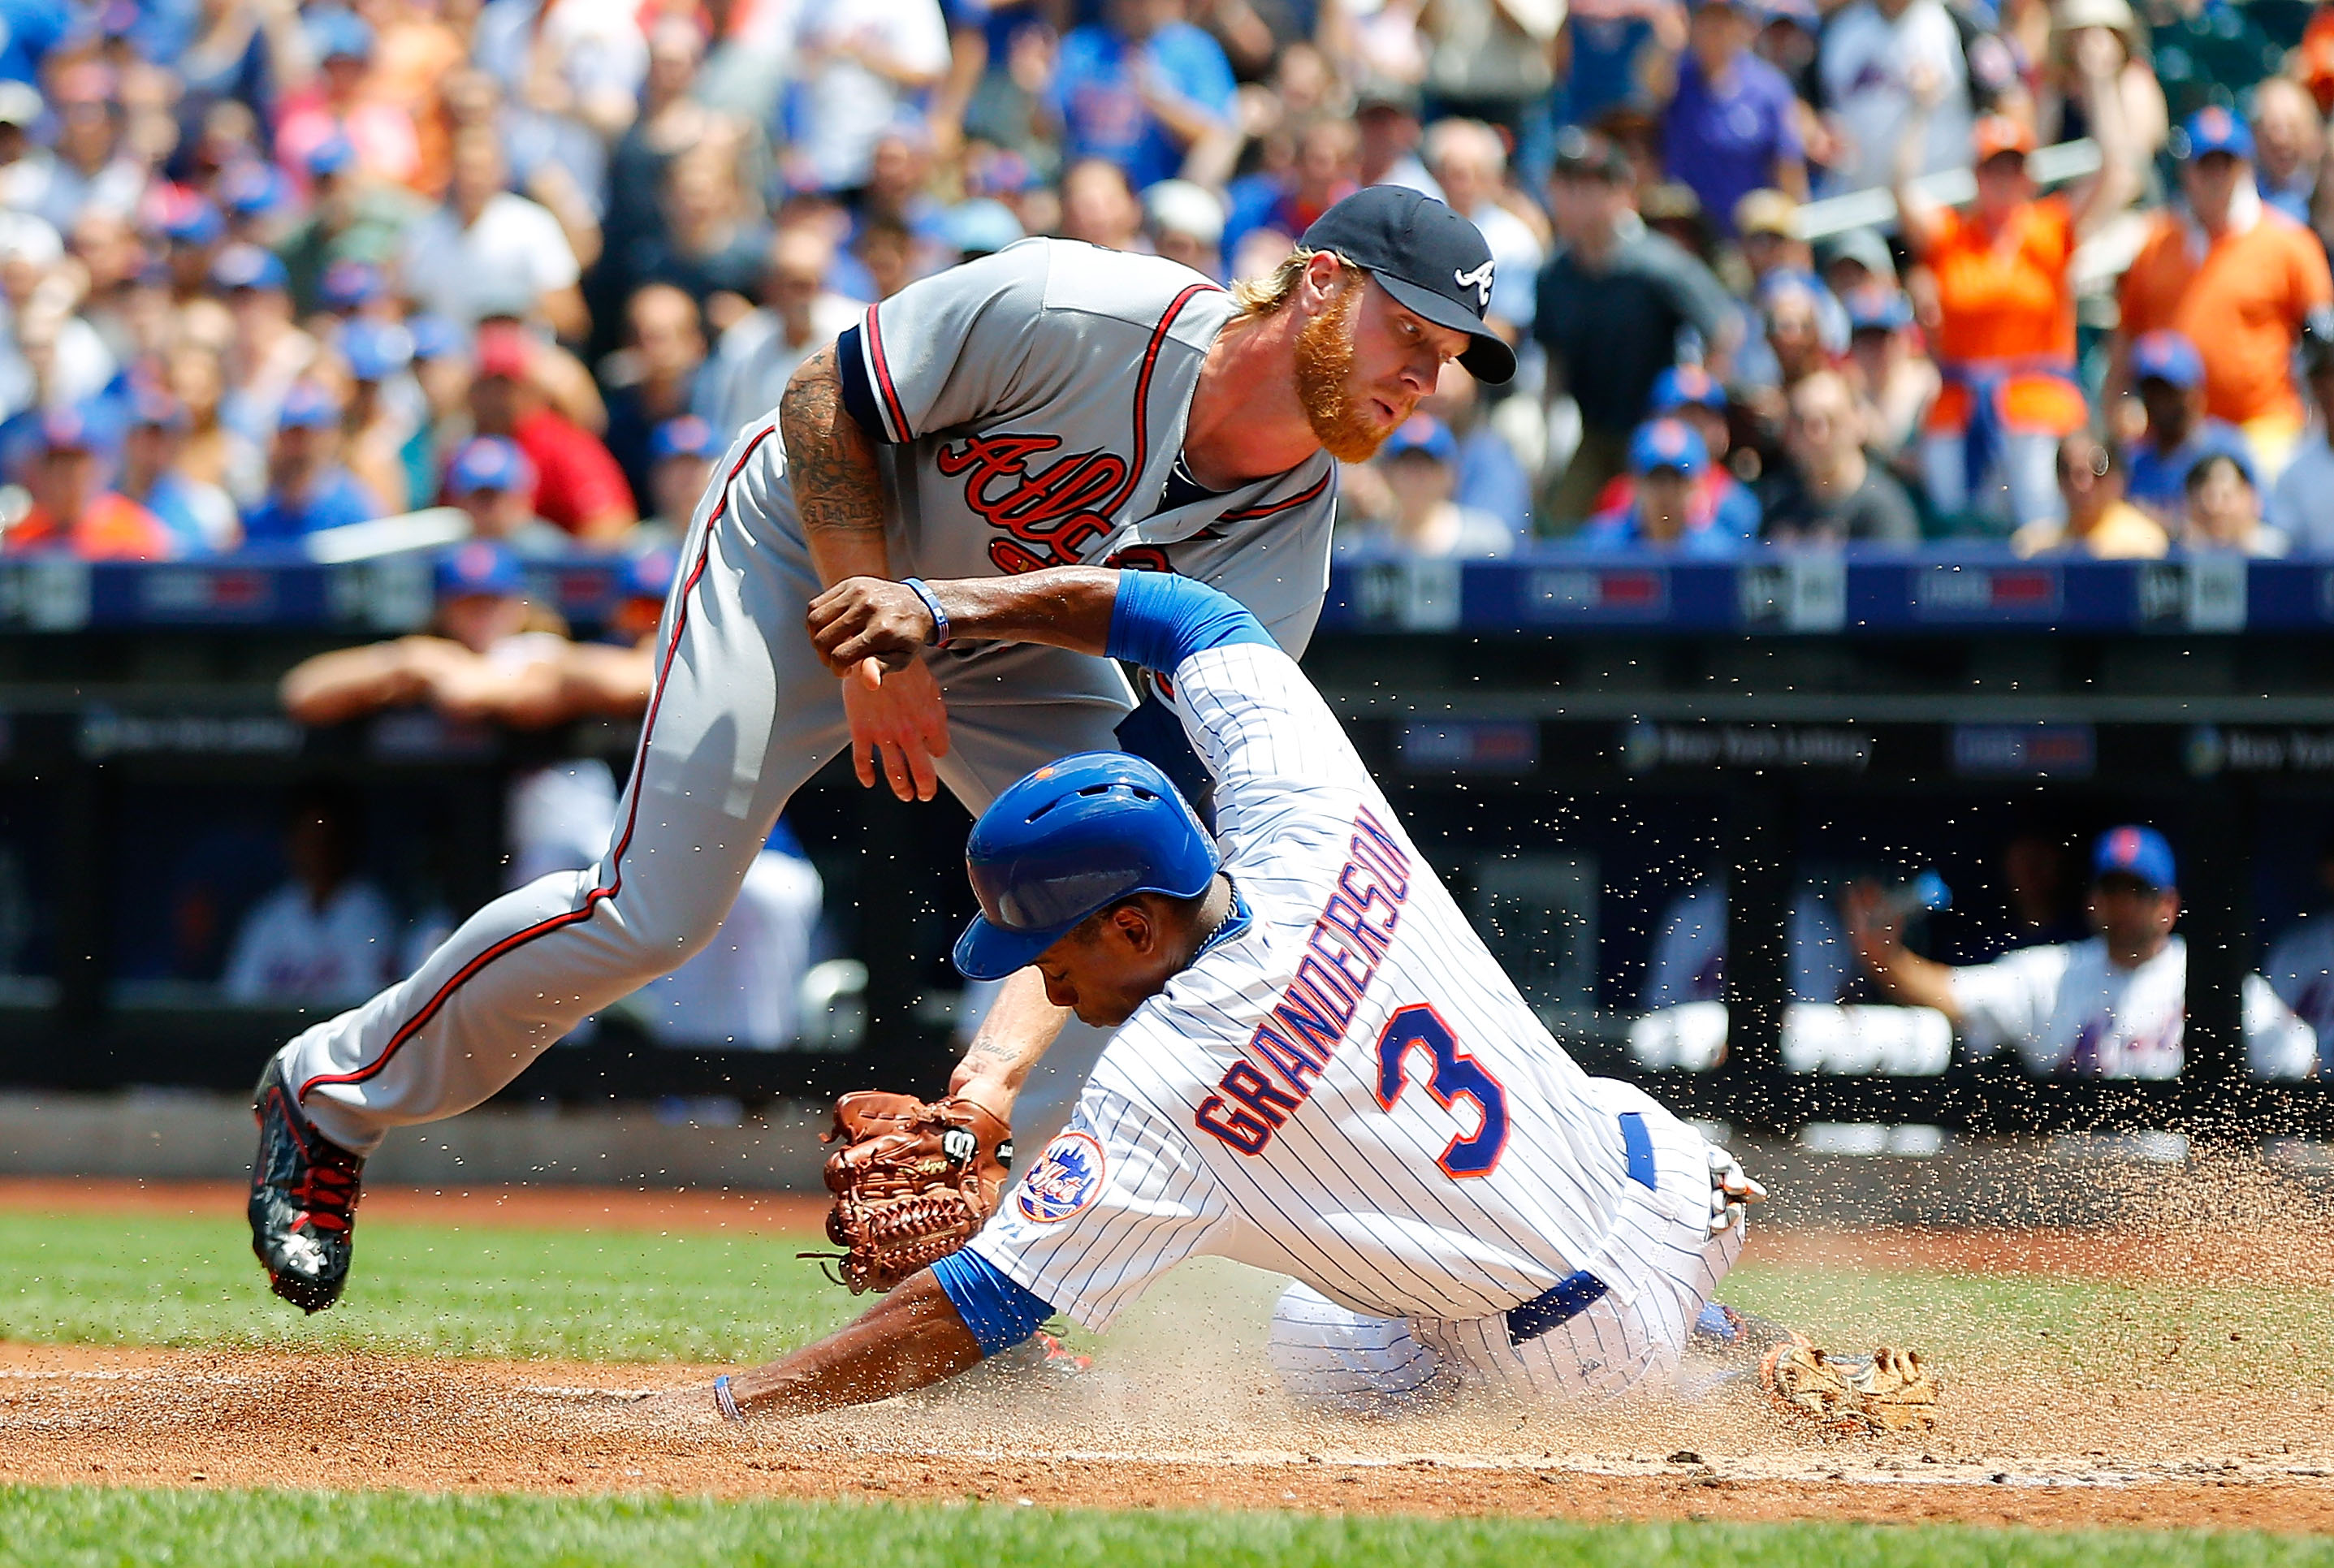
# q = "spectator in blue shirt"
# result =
<box><xmin>1341</xmin><ymin>414</ymin><xmax>1516</xmax><ymax>559</ymax></box>
<box><xmin>1563</xmin><ymin>0</ymin><xmax>1679</xmax><ymax>128</ymax></box>
<box><xmin>119</xmin><ymin>387</ymin><xmax>240</xmax><ymax>555</ymax></box>
<box><xmin>241</xmin><ymin>382</ymin><xmax>383</xmax><ymax>542</ymax></box>
<box><xmin>1578</xmin><ymin>417</ymin><xmax>1747</xmax><ymax>555</ymax></box>
<box><xmin>445</xmin><ymin>435</ymin><xmax>572</xmax><ymax>557</ymax></box>
<box><xmin>1048</xmin><ymin>0</ymin><xmax>1236</xmax><ymax>192</ymax></box>
<box><xmin>1578</xmin><ymin>364</ymin><xmax>1761</xmax><ymax>538</ymax></box>
<box><xmin>1646</xmin><ymin>0</ymin><xmax>1806</xmax><ymax>235</ymax></box>
<box><xmin>1651</xmin><ymin>364</ymin><xmax>1760</xmax><ymax>536</ymax></box>
<box><xmin>2124</xmin><ymin>330</ymin><xmax>2257</xmax><ymax>523</ymax></box>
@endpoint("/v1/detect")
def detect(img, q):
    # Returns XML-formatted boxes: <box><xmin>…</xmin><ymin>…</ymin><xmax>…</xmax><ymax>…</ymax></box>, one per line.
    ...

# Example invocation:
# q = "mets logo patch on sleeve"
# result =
<box><xmin>1016</xmin><ymin>1130</ymin><xmax>1105</xmax><ymax>1223</ymax></box>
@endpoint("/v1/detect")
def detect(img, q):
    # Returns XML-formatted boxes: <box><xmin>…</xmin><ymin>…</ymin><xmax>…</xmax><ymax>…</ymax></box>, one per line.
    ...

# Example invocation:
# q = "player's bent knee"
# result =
<box><xmin>575</xmin><ymin>877</ymin><xmax>748</xmax><ymax>979</ymax></box>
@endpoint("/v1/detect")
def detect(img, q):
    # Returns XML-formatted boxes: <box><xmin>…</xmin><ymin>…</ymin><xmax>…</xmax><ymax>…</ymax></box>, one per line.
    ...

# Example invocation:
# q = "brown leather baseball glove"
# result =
<box><xmin>815</xmin><ymin>1091</ymin><xmax>1014</xmax><ymax>1294</ymax></box>
<box><xmin>1760</xmin><ymin>1340</ymin><xmax>1940</xmax><ymax>1435</ymax></box>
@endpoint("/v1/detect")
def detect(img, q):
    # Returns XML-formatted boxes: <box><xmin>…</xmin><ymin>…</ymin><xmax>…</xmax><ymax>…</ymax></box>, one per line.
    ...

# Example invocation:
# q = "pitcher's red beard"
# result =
<box><xmin>1294</xmin><ymin>284</ymin><xmax>1397</xmax><ymax>463</ymax></box>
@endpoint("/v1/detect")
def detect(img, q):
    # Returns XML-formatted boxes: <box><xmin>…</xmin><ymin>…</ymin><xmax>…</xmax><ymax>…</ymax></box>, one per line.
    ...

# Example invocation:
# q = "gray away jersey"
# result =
<box><xmin>831</xmin><ymin>239</ymin><xmax>1338</xmax><ymax>654</ymax></box>
<box><xmin>966</xmin><ymin>638</ymin><xmax>1684</xmax><ymax>1333</ymax></box>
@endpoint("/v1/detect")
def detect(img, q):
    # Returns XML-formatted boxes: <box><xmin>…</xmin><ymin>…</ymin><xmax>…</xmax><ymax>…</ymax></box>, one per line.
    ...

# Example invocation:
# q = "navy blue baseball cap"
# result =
<box><xmin>650</xmin><ymin>414</ymin><xmax>716</xmax><ymax>462</ymax></box>
<box><xmin>2093</xmin><ymin>825</ymin><xmax>2176</xmax><ymax>889</ymax></box>
<box><xmin>2176</xmin><ymin>106</ymin><xmax>2254</xmax><ymax>162</ymax></box>
<box><xmin>1300</xmin><ymin>185</ymin><xmax>1516</xmax><ymax>384</ymax></box>
<box><xmin>448</xmin><ymin>435</ymin><xmax>536</xmax><ymax>495</ymax></box>
<box><xmin>434</xmin><ymin>540</ymin><xmax>525</xmax><ymax>601</ymax></box>
<box><xmin>2131</xmin><ymin>330</ymin><xmax>2204</xmax><ymax>389</ymax></box>
<box><xmin>954</xmin><ymin>751</ymin><xmax>1221</xmax><ymax>980</ymax></box>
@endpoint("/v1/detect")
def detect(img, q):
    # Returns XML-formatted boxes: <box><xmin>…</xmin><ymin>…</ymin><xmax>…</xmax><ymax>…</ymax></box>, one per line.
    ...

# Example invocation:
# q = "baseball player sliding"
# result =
<box><xmin>655</xmin><ymin>567</ymin><xmax>1935</xmax><ymax>1432</ymax></box>
<box><xmin>249</xmin><ymin>187</ymin><xmax>1522</xmax><ymax>1313</ymax></box>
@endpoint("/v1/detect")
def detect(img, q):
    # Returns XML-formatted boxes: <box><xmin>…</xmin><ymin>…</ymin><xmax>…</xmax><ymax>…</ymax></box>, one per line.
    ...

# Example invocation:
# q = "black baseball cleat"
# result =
<box><xmin>248</xmin><ymin>1059</ymin><xmax>365</xmax><ymax>1314</ymax></box>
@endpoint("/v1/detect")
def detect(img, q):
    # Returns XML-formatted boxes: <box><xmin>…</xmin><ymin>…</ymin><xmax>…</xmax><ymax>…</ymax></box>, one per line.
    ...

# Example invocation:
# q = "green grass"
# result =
<box><xmin>3</xmin><ymin>1488</ymin><xmax>2333</xmax><ymax>1568</ymax></box>
<box><xmin>1720</xmin><ymin>1261</ymin><xmax>2334</xmax><ymax>1390</ymax></box>
<box><xmin>0</xmin><ymin>1209</ymin><xmax>858</xmax><ymax>1363</ymax></box>
<box><xmin>2</xmin><ymin>1205</ymin><xmax>2324</xmax><ymax>1391</ymax></box>
<box><xmin>6</xmin><ymin>1210</ymin><xmax>2332</xmax><ymax>1558</ymax></box>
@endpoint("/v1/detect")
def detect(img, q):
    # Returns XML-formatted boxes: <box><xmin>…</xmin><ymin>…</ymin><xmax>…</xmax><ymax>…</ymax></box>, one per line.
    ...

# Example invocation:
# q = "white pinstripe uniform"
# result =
<box><xmin>966</xmin><ymin>637</ymin><xmax>1746</xmax><ymax>1410</ymax></box>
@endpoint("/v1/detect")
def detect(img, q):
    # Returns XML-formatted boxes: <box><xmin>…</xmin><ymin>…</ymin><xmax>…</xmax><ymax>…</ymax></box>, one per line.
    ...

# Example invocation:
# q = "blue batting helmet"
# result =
<box><xmin>953</xmin><ymin>752</ymin><xmax>1220</xmax><ymax>981</ymax></box>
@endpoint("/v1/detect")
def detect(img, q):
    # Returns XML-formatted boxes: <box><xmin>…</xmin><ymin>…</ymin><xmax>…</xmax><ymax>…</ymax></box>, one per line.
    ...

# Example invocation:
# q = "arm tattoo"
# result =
<box><xmin>781</xmin><ymin>343</ymin><xmax>889</xmax><ymax>548</ymax></box>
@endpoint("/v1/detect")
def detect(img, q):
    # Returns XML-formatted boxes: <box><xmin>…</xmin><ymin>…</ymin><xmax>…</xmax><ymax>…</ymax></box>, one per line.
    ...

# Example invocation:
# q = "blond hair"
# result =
<box><xmin>1229</xmin><ymin>246</ymin><xmax>1363</xmax><ymax>321</ymax></box>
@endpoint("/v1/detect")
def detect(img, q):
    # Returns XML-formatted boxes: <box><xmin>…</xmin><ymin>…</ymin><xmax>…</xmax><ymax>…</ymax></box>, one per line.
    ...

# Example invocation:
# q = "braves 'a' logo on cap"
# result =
<box><xmin>1454</xmin><ymin>260</ymin><xmax>1495</xmax><ymax>309</ymax></box>
<box><xmin>1017</xmin><ymin>1130</ymin><xmax>1105</xmax><ymax>1223</ymax></box>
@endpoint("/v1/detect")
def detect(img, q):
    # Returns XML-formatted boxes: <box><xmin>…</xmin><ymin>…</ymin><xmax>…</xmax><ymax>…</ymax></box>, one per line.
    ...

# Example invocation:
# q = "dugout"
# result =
<box><xmin>0</xmin><ymin>550</ymin><xmax>2330</xmax><ymax>1144</ymax></box>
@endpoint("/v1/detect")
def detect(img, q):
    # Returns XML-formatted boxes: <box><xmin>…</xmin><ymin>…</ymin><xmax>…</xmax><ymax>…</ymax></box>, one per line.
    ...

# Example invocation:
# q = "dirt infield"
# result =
<box><xmin>5</xmin><ymin>1340</ymin><xmax>2334</xmax><ymax>1531</ymax></box>
<box><xmin>9</xmin><ymin>1175</ymin><xmax>2334</xmax><ymax>1532</ymax></box>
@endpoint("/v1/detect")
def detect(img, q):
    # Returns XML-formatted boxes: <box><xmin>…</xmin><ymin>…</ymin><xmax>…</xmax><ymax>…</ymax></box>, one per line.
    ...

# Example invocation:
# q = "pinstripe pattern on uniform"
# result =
<box><xmin>970</xmin><ymin>641</ymin><xmax>1744</xmax><ymax>1381</ymax></box>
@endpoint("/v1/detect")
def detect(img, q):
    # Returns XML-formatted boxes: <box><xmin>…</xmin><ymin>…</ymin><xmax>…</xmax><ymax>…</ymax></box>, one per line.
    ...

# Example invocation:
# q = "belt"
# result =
<box><xmin>1504</xmin><ymin>1111</ymin><xmax>1662</xmax><ymax>1347</ymax></box>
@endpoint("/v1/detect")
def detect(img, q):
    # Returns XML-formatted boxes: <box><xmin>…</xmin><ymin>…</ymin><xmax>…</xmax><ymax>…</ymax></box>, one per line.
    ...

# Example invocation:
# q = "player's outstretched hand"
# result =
<box><xmin>807</xmin><ymin>577</ymin><xmax>933</xmax><ymax>676</ymax></box>
<box><xmin>1707</xmin><ymin>1146</ymin><xmax>1767</xmax><ymax>1235</ymax></box>
<box><xmin>634</xmin><ymin>1382</ymin><xmax>733</xmax><ymax>1429</ymax></box>
<box><xmin>840</xmin><ymin>655</ymin><xmax>950</xmax><ymax>801</ymax></box>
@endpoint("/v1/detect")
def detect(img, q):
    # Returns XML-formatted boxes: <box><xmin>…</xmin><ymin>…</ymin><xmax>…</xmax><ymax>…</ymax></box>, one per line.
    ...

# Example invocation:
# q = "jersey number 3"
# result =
<box><xmin>1373</xmin><ymin>1004</ymin><xmax>1510</xmax><ymax>1178</ymax></box>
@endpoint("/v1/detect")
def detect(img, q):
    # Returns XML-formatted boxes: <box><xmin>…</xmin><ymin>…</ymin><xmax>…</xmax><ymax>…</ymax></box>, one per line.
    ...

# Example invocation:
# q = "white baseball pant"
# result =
<box><xmin>1268</xmin><ymin>1088</ymin><xmax>1745</xmax><ymax>1410</ymax></box>
<box><xmin>279</xmin><ymin>425</ymin><xmax>1133</xmax><ymax>1155</ymax></box>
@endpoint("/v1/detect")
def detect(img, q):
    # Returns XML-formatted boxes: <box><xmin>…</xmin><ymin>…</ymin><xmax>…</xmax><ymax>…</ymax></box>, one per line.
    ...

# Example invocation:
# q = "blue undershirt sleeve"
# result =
<box><xmin>929</xmin><ymin>1246</ymin><xmax>1057</xmax><ymax>1358</ymax></box>
<box><xmin>832</xmin><ymin>324</ymin><xmax>893</xmax><ymax>446</ymax></box>
<box><xmin>1104</xmin><ymin>571</ymin><xmax>1276</xmax><ymax>672</ymax></box>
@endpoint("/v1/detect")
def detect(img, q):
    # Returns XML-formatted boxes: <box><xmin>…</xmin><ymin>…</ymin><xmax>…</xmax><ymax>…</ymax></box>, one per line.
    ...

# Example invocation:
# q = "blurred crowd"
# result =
<box><xmin>0</xmin><ymin>0</ymin><xmax>2329</xmax><ymax>561</ymax></box>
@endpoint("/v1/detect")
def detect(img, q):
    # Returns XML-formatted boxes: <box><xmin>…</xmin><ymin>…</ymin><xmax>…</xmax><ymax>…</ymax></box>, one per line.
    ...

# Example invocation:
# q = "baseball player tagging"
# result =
<box><xmin>249</xmin><ymin>188</ymin><xmax>1519</xmax><ymax>1312</ymax></box>
<box><xmin>676</xmin><ymin>568</ymin><xmax>1930</xmax><ymax>1428</ymax></box>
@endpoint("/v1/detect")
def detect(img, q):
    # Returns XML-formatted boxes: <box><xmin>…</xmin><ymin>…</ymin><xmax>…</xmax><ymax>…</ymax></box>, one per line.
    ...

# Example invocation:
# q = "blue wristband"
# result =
<box><xmin>712</xmin><ymin>1374</ymin><xmax>743</xmax><ymax>1423</ymax></box>
<box><xmin>901</xmin><ymin>577</ymin><xmax>951</xmax><ymax>647</ymax></box>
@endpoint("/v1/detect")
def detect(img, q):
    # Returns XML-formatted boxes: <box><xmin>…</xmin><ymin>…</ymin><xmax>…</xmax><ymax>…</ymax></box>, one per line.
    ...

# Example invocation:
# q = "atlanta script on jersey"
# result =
<box><xmin>837</xmin><ymin>237</ymin><xmax>1338</xmax><ymax>652</ymax></box>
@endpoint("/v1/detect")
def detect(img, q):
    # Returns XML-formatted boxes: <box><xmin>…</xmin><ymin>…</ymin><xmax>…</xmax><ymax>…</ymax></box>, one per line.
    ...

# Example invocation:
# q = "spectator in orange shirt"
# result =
<box><xmin>3</xmin><ymin>408</ymin><xmax>175</xmax><ymax>560</ymax></box>
<box><xmin>2114</xmin><ymin>107</ymin><xmax>2334</xmax><ymax>479</ymax></box>
<box><xmin>1895</xmin><ymin>45</ymin><xmax>2137</xmax><ymax>533</ymax></box>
